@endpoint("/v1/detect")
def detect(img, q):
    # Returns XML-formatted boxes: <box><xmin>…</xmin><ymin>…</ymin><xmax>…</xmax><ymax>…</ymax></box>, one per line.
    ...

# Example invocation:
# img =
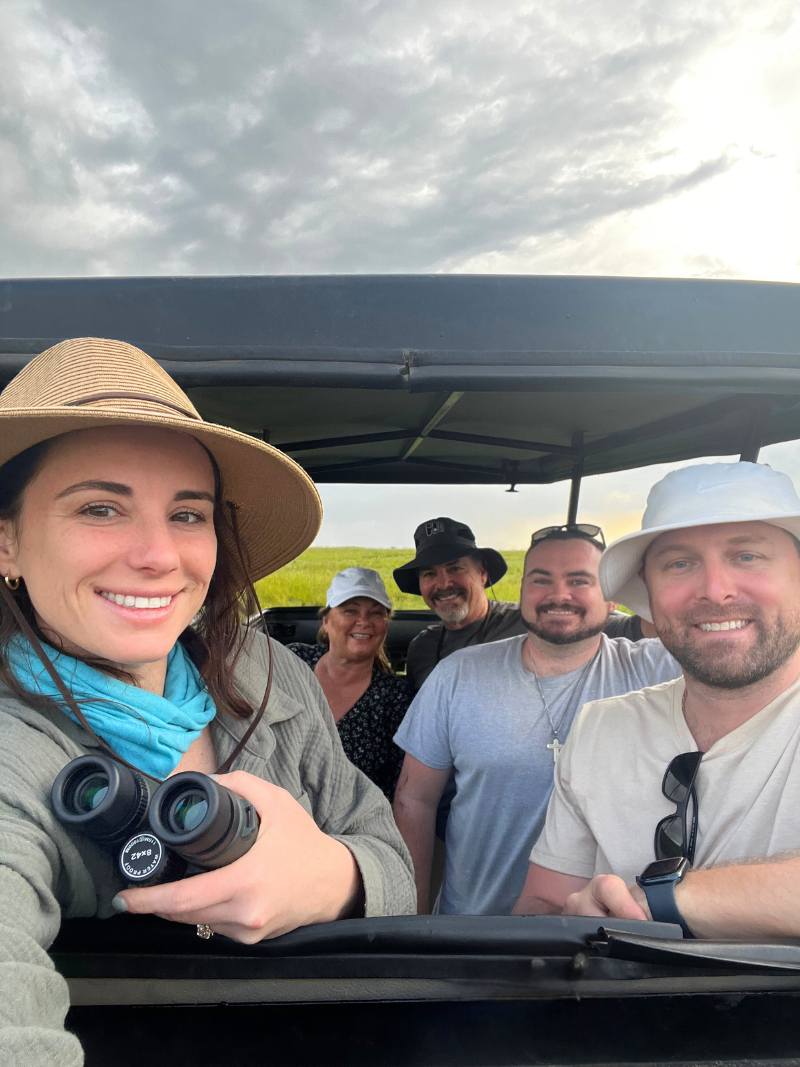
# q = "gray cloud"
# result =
<box><xmin>2</xmin><ymin>0</ymin><xmax>799</xmax><ymax>546</ymax></box>
<box><xmin>1</xmin><ymin>0</ymin><xmax>774</xmax><ymax>277</ymax></box>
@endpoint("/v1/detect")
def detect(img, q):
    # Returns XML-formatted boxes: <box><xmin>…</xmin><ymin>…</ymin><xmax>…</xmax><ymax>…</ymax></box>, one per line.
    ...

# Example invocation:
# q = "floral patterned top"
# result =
<box><xmin>286</xmin><ymin>643</ymin><xmax>412</xmax><ymax>800</ymax></box>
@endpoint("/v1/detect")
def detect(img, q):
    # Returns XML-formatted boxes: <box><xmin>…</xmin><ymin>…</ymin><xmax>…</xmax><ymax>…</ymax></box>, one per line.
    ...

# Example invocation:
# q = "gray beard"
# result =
<box><xmin>436</xmin><ymin>599</ymin><xmax>471</xmax><ymax>626</ymax></box>
<box><xmin>657</xmin><ymin>611</ymin><xmax>800</xmax><ymax>689</ymax></box>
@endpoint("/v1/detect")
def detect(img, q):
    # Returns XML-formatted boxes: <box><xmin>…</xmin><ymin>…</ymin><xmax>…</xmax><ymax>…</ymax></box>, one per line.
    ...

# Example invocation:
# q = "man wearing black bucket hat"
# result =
<box><xmin>394</xmin><ymin>518</ymin><xmax>527</xmax><ymax>690</ymax></box>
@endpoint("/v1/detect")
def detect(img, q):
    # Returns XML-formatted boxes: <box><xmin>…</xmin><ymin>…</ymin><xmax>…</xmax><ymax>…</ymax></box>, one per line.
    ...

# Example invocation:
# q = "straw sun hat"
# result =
<box><xmin>599</xmin><ymin>462</ymin><xmax>800</xmax><ymax>620</ymax></box>
<box><xmin>0</xmin><ymin>337</ymin><xmax>321</xmax><ymax>581</ymax></box>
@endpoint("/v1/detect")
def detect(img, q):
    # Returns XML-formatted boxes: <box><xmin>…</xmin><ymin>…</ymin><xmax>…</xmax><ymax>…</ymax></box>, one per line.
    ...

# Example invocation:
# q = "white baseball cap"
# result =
<box><xmin>600</xmin><ymin>462</ymin><xmax>800</xmax><ymax>620</ymax></box>
<box><xmin>325</xmin><ymin>567</ymin><xmax>392</xmax><ymax>610</ymax></box>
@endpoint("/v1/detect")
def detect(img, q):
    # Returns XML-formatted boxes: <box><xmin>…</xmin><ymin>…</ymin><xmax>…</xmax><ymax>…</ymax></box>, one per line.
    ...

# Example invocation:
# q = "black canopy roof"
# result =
<box><xmin>1</xmin><ymin>274</ymin><xmax>798</xmax><ymax>485</ymax></box>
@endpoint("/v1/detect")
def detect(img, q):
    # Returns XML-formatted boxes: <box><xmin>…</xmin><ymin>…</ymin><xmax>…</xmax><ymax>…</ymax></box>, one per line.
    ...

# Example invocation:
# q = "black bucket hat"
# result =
<box><xmin>393</xmin><ymin>517</ymin><xmax>508</xmax><ymax>595</ymax></box>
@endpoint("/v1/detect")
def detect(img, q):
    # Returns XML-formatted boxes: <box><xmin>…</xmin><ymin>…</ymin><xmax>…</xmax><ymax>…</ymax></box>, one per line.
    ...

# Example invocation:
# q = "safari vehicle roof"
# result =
<box><xmin>2</xmin><ymin>273</ymin><xmax>799</xmax><ymax>487</ymax></box>
<box><xmin>7</xmin><ymin>272</ymin><xmax>800</xmax><ymax>1064</ymax></box>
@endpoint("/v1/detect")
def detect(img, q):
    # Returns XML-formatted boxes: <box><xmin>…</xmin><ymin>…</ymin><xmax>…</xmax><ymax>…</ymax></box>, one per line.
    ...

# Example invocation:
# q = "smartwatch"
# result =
<box><xmin>635</xmin><ymin>856</ymin><xmax>693</xmax><ymax>937</ymax></box>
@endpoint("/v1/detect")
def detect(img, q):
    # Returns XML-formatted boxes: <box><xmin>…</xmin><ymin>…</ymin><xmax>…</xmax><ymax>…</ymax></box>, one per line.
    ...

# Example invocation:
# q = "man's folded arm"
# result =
<box><xmin>557</xmin><ymin>854</ymin><xmax>800</xmax><ymax>939</ymax></box>
<box><xmin>512</xmin><ymin>862</ymin><xmax>590</xmax><ymax>915</ymax></box>
<box><xmin>674</xmin><ymin>853</ymin><xmax>800</xmax><ymax>940</ymax></box>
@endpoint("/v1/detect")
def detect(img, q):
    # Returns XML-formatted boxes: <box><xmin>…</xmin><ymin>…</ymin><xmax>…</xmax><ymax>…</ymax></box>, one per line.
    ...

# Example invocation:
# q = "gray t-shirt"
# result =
<box><xmin>394</xmin><ymin>633</ymin><xmax>679</xmax><ymax>915</ymax></box>
<box><xmin>407</xmin><ymin>604</ymin><xmax>645</xmax><ymax>691</ymax></box>
<box><xmin>406</xmin><ymin>601</ymin><xmax>525</xmax><ymax>690</ymax></box>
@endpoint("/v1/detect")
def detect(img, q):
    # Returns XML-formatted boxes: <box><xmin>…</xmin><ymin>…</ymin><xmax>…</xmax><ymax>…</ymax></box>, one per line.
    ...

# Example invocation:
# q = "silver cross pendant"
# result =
<box><xmin>546</xmin><ymin>737</ymin><xmax>563</xmax><ymax>763</ymax></box>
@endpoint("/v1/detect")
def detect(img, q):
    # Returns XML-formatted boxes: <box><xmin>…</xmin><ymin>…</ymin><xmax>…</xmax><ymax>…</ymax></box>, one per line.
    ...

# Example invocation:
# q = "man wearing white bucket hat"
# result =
<box><xmin>514</xmin><ymin>462</ymin><xmax>800</xmax><ymax>938</ymax></box>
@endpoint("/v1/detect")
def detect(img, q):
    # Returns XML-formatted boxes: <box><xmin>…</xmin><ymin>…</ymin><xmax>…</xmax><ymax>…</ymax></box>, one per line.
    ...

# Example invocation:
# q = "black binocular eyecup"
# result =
<box><xmin>50</xmin><ymin>754</ymin><xmax>150</xmax><ymax>844</ymax></box>
<box><xmin>148</xmin><ymin>772</ymin><xmax>259</xmax><ymax>868</ymax></box>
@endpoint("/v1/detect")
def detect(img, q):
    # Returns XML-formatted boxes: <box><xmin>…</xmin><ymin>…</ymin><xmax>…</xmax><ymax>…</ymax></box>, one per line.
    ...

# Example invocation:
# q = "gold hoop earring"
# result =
<box><xmin>3</xmin><ymin>575</ymin><xmax>20</xmax><ymax>591</ymax></box>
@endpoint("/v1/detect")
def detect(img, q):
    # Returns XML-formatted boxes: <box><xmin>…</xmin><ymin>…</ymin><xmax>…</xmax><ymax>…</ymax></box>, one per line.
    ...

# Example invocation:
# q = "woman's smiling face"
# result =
<box><xmin>322</xmin><ymin>597</ymin><xmax>389</xmax><ymax>664</ymax></box>
<box><xmin>0</xmin><ymin>425</ymin><xmax>218</xmax><ymax>689</ymax></box>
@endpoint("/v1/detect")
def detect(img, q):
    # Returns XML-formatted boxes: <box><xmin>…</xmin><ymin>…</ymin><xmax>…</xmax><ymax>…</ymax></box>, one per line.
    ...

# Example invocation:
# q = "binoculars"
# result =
<box><xmin>51</xmin><ymin>755</ymin><xmax>259</xmax><ymax>886</ymax></box>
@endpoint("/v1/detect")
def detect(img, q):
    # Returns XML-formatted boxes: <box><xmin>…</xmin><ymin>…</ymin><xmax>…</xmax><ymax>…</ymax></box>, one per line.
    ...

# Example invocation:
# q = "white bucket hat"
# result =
<box><xmin>326</xmin><ymin>567</ymin><xmax>392</xmax><ymax>610</ymax></box>
<box><xmin>600</xmin><ymin>462</ymin><xmax>800</xmax><ymax>621</ymax></box>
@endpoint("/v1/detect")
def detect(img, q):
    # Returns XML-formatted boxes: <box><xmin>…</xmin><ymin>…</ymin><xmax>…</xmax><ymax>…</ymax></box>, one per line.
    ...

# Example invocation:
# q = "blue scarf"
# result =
<box><xmin>7</xmin><ymin>636</ymin><xmax>217</xmax><ymax>779</ymax></box>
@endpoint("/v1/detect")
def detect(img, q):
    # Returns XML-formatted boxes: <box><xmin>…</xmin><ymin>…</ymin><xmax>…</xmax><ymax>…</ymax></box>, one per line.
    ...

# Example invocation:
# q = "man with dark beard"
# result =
<box><xmin>514</xmin><ymin>462</ymin><xmax>800</xmax><ymax>939</ymax></box>
<box><xmin>392</xmin><ymin>526</ymin><xmax>678</xmax><ymax>915</ymax></box>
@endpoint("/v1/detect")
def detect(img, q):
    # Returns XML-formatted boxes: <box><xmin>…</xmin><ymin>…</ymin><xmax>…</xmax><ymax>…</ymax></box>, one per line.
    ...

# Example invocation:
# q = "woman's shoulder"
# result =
<box><xmin>285</xmin><ymin>641</ymin><xmax>324</xmax><ymax>667</ymax></box>
<box><xmin>0</xmin><ymin>685</ymin><xmax>89</xmax><ymax>764</ymax></box>
<box><xmin>232</xmin><ymin>629</ymin><xmax>329</xmax><ymax>722</ymax></box>
<box><xmin>0</xmin><ymin>695</ymin><xmax>93</xmax><ymax>825</ymax></box>
<box><xmin>211</xmin><ymin>631</ymin><xmax>328</xmax><ymax>765</ymax></box>
<box><xmin>237</xmin><ymin>627</ymin><xmax>300</xmax><ymax>674</ymax></box>
<box><xmin>368</xmin><ymin>667</ymin><xmax>413</xmax><ymax>704</ymax></box>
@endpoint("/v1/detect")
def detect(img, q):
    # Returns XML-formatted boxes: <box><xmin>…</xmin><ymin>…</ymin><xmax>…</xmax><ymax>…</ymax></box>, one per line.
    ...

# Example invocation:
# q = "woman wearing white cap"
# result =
<box><xmin>0</xmin><ymin>338</ymin><xmax>414</xmax><ymax>1064</ymax></box>
<box><xmin>288</xmin><ymin>567</ymin><xmax>411</xmax><ymax>799</ymax></box>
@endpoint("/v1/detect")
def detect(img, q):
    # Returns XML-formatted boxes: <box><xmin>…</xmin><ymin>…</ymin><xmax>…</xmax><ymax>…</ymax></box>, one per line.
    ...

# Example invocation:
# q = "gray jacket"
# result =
<box><xmin>0</xmin><ymin>631</ymin><xmax>415</xmax><ymax>1065</ymax></box>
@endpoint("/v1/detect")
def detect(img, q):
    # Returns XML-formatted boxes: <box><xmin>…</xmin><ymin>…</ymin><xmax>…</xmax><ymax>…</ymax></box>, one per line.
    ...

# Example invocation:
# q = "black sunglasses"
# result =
<box><xmin>530</xmin><ymin>523</ymin><xmax>606</xmax><ymax>549</ymax></box>
<box><xmin>654</xmin><ymin>750</ymin><xmax>703</xmax><ymax>864</ymax></box>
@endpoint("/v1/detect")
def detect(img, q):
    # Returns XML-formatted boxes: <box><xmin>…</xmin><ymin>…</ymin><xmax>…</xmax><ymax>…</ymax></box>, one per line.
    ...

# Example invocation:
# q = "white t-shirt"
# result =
<box><xmin>531</xmin><ymin>675</ymin><xmax>800</xmax><ymax>885</ymax></box>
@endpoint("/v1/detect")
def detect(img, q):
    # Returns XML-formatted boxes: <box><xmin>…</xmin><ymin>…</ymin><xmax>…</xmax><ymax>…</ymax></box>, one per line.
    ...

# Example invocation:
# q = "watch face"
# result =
<box><xmin>641</xmin><ymin>857</ymin><xmax>688</xmax><ymax>880</ymax></box>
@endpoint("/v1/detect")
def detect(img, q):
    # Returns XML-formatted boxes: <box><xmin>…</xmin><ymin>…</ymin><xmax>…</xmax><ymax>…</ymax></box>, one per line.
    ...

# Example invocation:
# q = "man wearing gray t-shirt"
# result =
<box><xmin>392</xmin><ymin>527</ymin><xmax>679</xmax><ymax>915</ymax></box>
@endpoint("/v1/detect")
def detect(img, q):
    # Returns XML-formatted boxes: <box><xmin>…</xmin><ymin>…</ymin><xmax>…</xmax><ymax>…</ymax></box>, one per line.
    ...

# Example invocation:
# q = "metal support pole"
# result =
<box><xmin>566</xmin><ymin>432</ymin><xmax>584</xmax><ymax>524</ymax></box>
<box><xmin>739</xmin><ymin>400</ymin><xmax>770</xmax><ymax>463</ymax></box>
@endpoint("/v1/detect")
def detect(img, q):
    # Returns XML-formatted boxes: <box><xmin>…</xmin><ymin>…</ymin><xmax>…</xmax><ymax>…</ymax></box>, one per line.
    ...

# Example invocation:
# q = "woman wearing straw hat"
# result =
<box><xmin>0</xmin><ymin>337</ymin><xmax>415</xmax><ymax>1063</ymax></box>
<box><xmin>288</xmin><ymin>567</ymin><xmax>412</xmax><ymax>800</ymax></box>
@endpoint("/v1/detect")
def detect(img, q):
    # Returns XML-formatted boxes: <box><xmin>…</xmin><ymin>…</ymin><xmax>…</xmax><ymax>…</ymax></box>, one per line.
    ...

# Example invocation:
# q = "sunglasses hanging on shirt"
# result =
<box><xmin>654</xmin><ymin>750</ymin><xmax>703</xmax><ymax>864</ymax></box>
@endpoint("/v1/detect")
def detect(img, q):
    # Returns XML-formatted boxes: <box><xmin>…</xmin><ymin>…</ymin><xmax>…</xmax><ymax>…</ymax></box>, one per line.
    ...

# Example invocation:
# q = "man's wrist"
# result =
<box><xmin>630</xmin><ymin>882</ymin><xmax>652</xmax><ymax>919</ymax></box>
<box><xmin>673</xmin><ymin>876</ymin><xmax>696</xmax><ymax>935</ymax></box>
<box><xmin>635</xmin><ymin>857</ymin><xmax>693</xmax><ymax>936</ymax></box>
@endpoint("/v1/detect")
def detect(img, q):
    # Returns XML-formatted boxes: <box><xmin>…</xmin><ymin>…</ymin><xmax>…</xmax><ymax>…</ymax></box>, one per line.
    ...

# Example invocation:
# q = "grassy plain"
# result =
<box><xmin>255</xmin><ymin>546</ymin><xmax>526</xmax><ymax>608</ymax></box>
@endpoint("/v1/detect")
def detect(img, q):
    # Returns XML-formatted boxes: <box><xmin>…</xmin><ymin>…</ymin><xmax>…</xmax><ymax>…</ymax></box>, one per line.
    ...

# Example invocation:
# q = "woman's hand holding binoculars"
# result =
<box><xmin>114</xmin><ymin>770</ymin><xmax>363</xmax><ymax>942</ymax></box>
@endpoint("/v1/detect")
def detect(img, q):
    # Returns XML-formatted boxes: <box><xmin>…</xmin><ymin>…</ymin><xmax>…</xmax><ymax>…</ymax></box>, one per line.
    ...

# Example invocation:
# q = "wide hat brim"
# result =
<box><xmin>393</xmin><ymin>545</ymin><xmax>507</xmax><ymax>595</ymax></box>
<box><xmin>600</xmin><ymin>512</ymin><xmax>800</xmax><ymax>621</ymax></box>
<box><xmin>0</xmin><ymin>407</ymin><xmax>321</xmax><ymax>583</ymax></box>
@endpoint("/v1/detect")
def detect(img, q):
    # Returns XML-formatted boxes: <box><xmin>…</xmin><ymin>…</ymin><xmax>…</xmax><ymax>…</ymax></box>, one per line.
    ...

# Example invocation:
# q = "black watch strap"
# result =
<box><xmin>636</xmin><ymin>877</ymin><xmax>693</xmax><ymax>938</ymax></box>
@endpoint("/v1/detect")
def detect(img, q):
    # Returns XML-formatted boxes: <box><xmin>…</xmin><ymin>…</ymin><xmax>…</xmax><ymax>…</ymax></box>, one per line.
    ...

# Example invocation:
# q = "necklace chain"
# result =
<box><xmin>524</xmin><ymin>639</ymin><xmax>600</xmax><ymax>761</ymax></box>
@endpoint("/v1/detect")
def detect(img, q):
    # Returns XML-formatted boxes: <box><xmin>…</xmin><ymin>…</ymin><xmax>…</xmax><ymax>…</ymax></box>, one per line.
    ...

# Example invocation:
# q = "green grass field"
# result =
<box><xmin>255</xmin><ymin>546</ymin><xmax>527</xmax><ymax>609</ymax></box>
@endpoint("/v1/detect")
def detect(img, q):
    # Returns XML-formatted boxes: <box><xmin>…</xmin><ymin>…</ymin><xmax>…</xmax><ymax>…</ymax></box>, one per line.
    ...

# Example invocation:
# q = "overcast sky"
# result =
<box><xmin>3</xmin><ymin>0</ymin><xmax>799</xmax><ymax>547</ymax></box>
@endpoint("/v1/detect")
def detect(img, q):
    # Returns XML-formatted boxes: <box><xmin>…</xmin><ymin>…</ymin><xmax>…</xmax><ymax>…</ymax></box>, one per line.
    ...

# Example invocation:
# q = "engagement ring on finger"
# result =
<box><xmin>196</xmin><ymin>923</ymin><xmax>214</xmax><ymax>940</ymax></box>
